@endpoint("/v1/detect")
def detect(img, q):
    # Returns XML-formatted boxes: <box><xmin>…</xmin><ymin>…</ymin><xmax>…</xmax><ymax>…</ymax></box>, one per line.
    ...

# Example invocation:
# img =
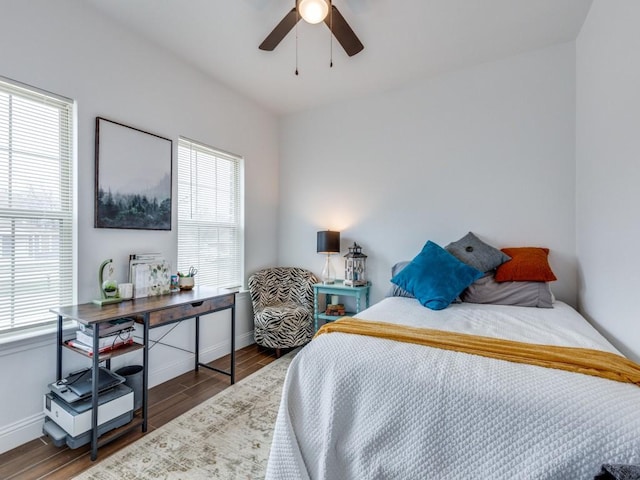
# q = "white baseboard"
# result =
<box><xmin>0</xmin><ymin>412</ymin><xmax>45</xmax><ymax>455</ymax></box>
<box><xmin>0</xmin><ymin>331</ymin><xmax>255</xmax><ymax>455</ymax></box>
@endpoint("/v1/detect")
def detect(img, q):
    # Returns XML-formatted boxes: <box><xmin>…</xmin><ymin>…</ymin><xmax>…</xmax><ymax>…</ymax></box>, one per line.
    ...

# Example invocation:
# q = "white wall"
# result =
<box><xmin>278</xmin><ymin>43</ymin><xmax>577</xmax><ymax>306</ymax></box>
<box><xmin>0</xmin><ymin>0</ymin><xmax>279</xmax><ymax>452</ymax></box>
<box><xmin>576</xmin><ymin>1</ymin><xmax>640</xmax><ymax>362</ymax></box>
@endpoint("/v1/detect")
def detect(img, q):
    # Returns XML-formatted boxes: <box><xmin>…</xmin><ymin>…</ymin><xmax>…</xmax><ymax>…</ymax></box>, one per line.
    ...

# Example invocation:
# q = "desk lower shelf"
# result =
<box><xmin>63</xmin><ymin>341</ymin><xmax>144</xmax><ymax>360</ymax></box>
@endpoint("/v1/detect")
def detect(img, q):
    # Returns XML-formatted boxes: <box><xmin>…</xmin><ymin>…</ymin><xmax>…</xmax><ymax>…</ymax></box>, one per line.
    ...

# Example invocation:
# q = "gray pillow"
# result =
<box><xmin>461</xmin><ymin>273</ymin><xmax>553</xmax><ymax>308</ymax></box>
<box><xmin>386</xmin><ymin>261</ymin><xmax>414</xmax><ymax>298</ymax></box>
<box><xmin>445</xmin><ymin>232</ymin><xmax>510</xmax><ymax>273</ymax></box>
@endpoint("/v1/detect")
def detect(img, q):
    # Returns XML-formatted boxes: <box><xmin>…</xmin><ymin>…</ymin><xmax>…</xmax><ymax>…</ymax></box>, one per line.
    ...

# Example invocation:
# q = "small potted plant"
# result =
<box><xmin>177</xmin><ymin>267</ymin><xmax>197</xmax><ymax>290</ymax></box>
<box><xmin>102</xmin><ymin>280</ymin><xmax>118</xmax><ymax>297</ymax></box>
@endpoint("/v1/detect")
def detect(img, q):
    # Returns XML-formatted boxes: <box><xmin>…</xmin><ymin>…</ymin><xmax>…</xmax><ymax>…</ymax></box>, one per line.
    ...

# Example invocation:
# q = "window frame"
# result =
<box><xmin>0</xmin><ymin>76</ymin><xmax>76</xmax><ymax>339</ymax></box>
<box><xmin>177</xmin><ymin>136</ymin><xmax>244</xmax><ymax>290</ymax></box>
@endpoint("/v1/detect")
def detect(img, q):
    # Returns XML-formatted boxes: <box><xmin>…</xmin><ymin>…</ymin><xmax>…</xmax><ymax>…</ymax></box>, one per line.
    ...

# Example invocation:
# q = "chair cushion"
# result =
<box><xmin>253</xmin><ymin>304</ymin><xmax>314</xmax><ymax>349</ymax></box>
<box><xmin>255</xmin><ymin>303</ymin><xmax>311</xmax><ymax>323</ymax></box>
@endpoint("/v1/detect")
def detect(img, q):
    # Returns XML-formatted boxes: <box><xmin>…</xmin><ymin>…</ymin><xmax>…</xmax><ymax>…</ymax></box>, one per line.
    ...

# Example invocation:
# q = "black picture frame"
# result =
<box><xmin>95</xmin><ymin>117</ymin><xmax>172</xmax><ymax>230</ymax></box>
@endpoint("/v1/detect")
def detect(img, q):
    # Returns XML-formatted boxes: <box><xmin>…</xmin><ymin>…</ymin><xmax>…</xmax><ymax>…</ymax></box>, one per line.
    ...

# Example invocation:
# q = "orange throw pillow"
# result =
<box><xmin>494</xmin><ymin>247</ymin><xmax>557</xmax><ymax>282</ymax></box>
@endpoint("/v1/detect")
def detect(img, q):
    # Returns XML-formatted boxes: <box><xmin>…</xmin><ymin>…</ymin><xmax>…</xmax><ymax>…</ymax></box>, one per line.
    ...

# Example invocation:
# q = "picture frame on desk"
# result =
<box><xmin>130</xmin><ymin>260</ymin><xmax>171</xmax><ymax>298</ymax></box>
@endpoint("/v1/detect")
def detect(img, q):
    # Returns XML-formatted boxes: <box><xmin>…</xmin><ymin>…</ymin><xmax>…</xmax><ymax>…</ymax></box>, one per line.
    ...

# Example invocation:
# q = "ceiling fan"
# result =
<box><xmin>259</xmin><ymin>0</ymin><xmax>364</xmax><ymax>57</ymax></box>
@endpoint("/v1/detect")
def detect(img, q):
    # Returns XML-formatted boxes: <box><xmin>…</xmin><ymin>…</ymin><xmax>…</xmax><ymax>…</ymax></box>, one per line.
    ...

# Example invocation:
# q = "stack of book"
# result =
<box><xmin>66</xmin><ymin>318</ymin><xmax>135</xmax><ymax>356</ymax></box>
<box><xmin>325</xmin><ymin>304</ymin><xmax>346</xmax><ymax>316</ymax></box>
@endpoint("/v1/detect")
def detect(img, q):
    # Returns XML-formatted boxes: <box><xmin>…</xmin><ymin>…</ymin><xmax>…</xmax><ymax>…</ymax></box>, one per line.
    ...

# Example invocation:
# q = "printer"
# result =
<box><xmin>43</xmin><ymin>368</ymin><xmax>134</xmax><ymax>449</ymax></box>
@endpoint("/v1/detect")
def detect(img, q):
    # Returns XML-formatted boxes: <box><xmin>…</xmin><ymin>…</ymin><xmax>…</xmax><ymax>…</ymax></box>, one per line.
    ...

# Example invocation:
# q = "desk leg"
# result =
<box><xmin>90</xmin><ymin>323</ymin><xmax>100</xmax><ymax>461</ymax></box>
<box><xmin>191</xmin><ymin>298</ymin><xmax>235</xmax><ymax>384</ymax></box>
<box><xmin>195</xmin><ymin>316</ymin><xmax>200</xmax><ymax>372</ymax></box>
<box><xmin>231</xmin><ymin>304</ymin><xmax>235</xmax><ymax>385</ymax></box>
<box><xmin>142</xmin><ymin>314</ymin><xmax>149</xmax><ymax>433</ymax></box>
<box><xmin>56</xmin><ymin>315</ymin><xmax>63</xmax><ymax>381</ymax></box>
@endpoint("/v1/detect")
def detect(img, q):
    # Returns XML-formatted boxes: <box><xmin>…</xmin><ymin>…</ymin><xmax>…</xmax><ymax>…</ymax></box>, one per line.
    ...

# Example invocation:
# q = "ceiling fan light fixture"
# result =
<box><xmin>298</xmin><ymin>0</ymin><xmax>329</xmax><ymax>24</ymax></box>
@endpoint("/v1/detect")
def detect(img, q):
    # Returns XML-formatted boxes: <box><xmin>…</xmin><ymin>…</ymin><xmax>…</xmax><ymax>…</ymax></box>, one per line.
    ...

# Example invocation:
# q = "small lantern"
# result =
<box><xmin>344</xmin><ymin>242</ymin><xmax>367</xmax><ymax>287</ymax></box>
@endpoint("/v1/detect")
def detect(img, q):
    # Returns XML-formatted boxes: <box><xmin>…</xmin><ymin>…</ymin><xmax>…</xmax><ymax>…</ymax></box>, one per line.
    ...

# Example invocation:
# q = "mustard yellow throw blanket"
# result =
<box><xmin>315</xmin><ymin>318</ymin><xmax>640</xmax><ymax>386</ymax></box>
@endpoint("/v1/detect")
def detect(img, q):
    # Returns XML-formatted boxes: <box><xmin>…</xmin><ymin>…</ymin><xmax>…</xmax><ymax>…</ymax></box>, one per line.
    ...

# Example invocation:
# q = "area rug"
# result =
<box><xmin>73</xmin><ymin>352</ymin><xmax>296</xmax><ymax>480</ymax></box>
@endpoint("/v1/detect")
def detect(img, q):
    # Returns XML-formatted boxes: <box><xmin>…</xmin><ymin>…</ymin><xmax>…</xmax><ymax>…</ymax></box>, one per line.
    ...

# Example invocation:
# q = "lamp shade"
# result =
<box><xmin>317</xmin><ymin>230</ymin><xmax>340</xmax><ymax>254</ymax></box>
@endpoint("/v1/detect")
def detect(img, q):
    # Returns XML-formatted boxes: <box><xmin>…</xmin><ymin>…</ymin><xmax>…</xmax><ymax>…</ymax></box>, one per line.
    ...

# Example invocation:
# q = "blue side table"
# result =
<box><xmin>313</xmin><ymin>280</ymin><xmax>371</xmax><ymax>332</ymax></box>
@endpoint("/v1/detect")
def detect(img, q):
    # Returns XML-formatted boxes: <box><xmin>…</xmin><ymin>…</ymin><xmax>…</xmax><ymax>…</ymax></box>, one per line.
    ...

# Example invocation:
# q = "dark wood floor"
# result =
<box><xmin>0</xmin><ymin>344</ymin><xmax>280</xmax><ymax>480</ymax></box>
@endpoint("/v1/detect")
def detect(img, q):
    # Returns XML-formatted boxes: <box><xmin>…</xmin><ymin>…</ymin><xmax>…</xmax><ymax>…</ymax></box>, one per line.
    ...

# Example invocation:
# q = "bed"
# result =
<box><xmin>265</xmin><ymin>297</ymin><xmax>640</xmax><ymax>479</ymax></box>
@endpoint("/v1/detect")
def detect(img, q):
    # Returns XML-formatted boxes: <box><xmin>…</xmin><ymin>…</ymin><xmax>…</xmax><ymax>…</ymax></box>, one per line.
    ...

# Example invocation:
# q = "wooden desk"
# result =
<box><xmin>50</xmin><ymin>286</ymin><xmax>236</xmax><ymax>460</ymax></box>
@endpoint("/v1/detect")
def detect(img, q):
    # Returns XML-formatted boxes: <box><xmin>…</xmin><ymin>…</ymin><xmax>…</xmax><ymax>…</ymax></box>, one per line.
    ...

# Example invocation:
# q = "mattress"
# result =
<box><xmin>266</xmin><ymin>297</ymin><xmax>640</xmax><ymax>479</ymax></box>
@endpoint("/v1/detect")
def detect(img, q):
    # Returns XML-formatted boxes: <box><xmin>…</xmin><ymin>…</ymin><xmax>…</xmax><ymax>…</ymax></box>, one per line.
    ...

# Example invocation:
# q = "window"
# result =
<box><xmin>0</xmin><ymin>77</ymin><xmax>74</xmax><ymax>334</ymax></box>
<box><xmin>177</xmin><ymin>137</ymin><xmax>243</xmax><ymax>289</ymax></box>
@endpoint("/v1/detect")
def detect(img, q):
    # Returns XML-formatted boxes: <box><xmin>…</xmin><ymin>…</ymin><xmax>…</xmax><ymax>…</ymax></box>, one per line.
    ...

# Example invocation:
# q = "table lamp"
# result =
<box><xmin>317</xmin><ymin>230</ymin><xmax>340</xmax><ymax>284</ymax></box>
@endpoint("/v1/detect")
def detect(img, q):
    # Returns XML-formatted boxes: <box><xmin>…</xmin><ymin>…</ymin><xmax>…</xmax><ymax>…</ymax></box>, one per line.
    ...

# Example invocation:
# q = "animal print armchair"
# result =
<box><xmin>248</xmin><ymin>267</ymin><xmax>318</xmax><ymax>357</ymax></box>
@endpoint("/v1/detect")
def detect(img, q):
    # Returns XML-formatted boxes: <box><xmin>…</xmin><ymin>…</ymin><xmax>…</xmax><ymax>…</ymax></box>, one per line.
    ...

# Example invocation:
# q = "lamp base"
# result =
<box><xmin>321</xmin><ymin>254</ymin><xmax>335</xmax><ymax>285</ymax></box>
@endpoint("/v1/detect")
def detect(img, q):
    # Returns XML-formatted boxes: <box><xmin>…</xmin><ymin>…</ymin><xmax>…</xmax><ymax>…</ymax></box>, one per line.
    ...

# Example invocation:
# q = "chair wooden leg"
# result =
<box><xmin>275</xmin><ymin>348</ymin><xmax>281</xmax><ymax>359</ymax></box>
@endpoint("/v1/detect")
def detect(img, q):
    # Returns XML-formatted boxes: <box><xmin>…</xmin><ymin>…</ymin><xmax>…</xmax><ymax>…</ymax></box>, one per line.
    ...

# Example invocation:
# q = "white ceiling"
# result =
<box><xmin>84</xmin><ymin>0</ymin><xmax>592</xmax><ymax>116</ymax></box>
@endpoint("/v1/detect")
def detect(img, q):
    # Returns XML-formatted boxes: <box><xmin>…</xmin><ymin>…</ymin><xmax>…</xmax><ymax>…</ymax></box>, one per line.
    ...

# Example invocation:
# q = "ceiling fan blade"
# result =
<box><xmin>259</xmin><ymin>8</ymin><xmax>299</xmax><ymax>51</ymax></box>
<box><xmin>324</xmin><ymin>5</ymin><xmax>364</xmax><ymax>57</ymax></box>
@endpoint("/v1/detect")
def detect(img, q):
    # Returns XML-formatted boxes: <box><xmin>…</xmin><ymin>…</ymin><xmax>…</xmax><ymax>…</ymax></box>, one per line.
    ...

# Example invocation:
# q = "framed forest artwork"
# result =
<box><xmin>95</xmin><ymin>117</ymin><xmax>172</xmax><ymax>230</ymax></box>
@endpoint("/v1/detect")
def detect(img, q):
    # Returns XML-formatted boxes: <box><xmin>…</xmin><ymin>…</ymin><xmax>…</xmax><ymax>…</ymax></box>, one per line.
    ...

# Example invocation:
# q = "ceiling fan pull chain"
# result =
<box><xmin>295</xmin><ymin>5</ymin><xmax>299</xmax><ymax>75</ymax></box>
<box><xmin>329</xmin><ymin>1</ymin><xmax>333</xmax><ymax>67</ymax></box>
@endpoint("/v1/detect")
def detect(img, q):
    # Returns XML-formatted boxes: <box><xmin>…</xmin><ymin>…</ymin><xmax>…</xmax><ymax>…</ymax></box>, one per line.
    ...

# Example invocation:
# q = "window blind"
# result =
<box><xmin>177</xmin><ymin>137</ymin><xmax>243</xmax><ymax>289</ymax></box>
<box><xmin>0</xmin><ymin>77</ymin><xmax>74</xmax><ymax>333</ymax></box>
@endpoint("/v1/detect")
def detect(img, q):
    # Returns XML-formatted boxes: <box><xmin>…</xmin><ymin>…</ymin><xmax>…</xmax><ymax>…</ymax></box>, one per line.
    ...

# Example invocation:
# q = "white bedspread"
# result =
<box><xmin>266</xmin><ymin>298</ymin><xmax>640</xmax><ymax>480</ymax></box>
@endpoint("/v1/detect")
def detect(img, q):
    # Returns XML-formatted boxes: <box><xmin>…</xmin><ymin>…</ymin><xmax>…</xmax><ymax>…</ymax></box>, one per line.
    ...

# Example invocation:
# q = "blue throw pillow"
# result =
<box><xmin>391</xmin><ymin>241</ymin><xmax>483</xmax><ymax>310</ymax></box>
